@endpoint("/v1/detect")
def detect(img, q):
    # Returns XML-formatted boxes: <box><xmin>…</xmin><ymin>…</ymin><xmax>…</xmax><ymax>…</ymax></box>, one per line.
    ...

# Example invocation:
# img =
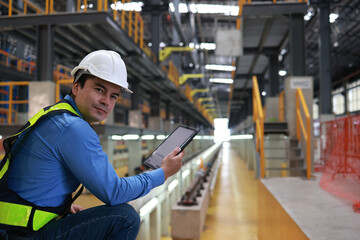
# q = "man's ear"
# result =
<box><xmin>72</xmin><ymin>82</ymin><xmax>79</xmax><ymax>96</ymax></box>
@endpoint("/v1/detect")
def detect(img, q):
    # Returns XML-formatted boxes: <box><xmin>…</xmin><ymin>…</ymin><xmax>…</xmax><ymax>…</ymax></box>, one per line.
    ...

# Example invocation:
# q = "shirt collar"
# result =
<box><xmin>64</xmin><ymin>95</ymin><xmax>84</xmax><ymax>119</ymax></box>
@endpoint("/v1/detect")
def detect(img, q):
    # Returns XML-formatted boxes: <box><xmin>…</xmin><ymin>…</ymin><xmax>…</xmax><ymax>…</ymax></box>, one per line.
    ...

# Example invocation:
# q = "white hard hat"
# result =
<box><xmin>71</xmin><ymin>50</ymin><xmax>133</xmax><ymax>93</ymax></box>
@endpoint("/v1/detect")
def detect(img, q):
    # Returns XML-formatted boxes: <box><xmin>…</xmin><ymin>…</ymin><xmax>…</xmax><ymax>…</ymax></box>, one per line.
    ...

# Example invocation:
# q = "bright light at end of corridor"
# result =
<box><xmin>214</xmin><ymin>118</ymin><xmax>230</xmax><ymax>143</ymax></box>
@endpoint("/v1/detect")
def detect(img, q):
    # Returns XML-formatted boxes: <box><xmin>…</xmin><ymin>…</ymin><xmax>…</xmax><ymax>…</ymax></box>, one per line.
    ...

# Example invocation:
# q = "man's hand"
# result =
<box><xmin>161</xmin><ymin>147</ymin><xmax>185</xmax><ymax>180</ymax></box>
<box><xmin>69</xmin><ymin>204</ymin><xmax>84</xmax><ymax>214</ymax></box>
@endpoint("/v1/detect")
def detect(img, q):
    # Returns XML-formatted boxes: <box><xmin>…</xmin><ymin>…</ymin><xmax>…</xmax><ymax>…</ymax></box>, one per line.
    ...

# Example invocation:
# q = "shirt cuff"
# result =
<box><xmin>148</xmin><ymin>168</ymin><xmax>165</xmax><ymax>187</ymax></box>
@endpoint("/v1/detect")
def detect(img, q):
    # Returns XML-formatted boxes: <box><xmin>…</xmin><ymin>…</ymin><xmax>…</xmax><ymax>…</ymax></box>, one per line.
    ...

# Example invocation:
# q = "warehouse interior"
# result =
<box><xmin>0</xmin><ymin>0</ymin><xmax>360</xmax><ymax>239</ymax></box>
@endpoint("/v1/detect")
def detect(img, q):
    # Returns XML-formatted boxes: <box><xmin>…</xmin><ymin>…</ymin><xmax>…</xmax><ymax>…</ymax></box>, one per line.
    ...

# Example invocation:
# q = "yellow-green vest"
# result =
<box><xmin>0</xmin><ymin>100</ymin><xmax>84</xmax><ymax>232</ymax></box>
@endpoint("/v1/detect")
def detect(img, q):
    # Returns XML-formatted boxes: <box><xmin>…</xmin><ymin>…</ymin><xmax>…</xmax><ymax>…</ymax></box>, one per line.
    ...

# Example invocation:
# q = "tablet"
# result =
<box><xmin>144</xmin><ymin>125</ymin><xmax>199</xmax><ymax>169</ymax></box>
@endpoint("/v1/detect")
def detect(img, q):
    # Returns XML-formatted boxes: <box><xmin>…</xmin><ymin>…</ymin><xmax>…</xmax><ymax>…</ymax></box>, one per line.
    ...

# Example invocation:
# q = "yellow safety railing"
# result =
<box><xmin>141</xmin><ymin>102</ymin><xmax>150</xmax><ymax>114</ymax></box>
<box><xmin>54</xmin><ymin>64</ymin><xmax>73</xmax><ymax>82</ymax></box>
<box><xmin>55</xmin><ymin>78</ymin><xmax>73</xmax><ymax>103</ymax></box>
<box><xmin>112</xmin><ymin>0</ymin><xmax>144</xmax><ymax>48</ymax></box>
<box><xmin>0</xmin><ymin>81</ymin><xmax>29</xmax><ymax>124</ymax></box>
<box><xmin>279</xmin><ymin>91</ymin><xmax>285</xmax><ymax>121</ymax></box>
<box><xmin>5</xmin><ymin>0</ymin><xmax>47</xmax><ymax>16</ymax></box>
<box><xmin>168</xmin><ymin>61</ymin><xmax>180</xmax><ymax>88</ymax></box>
<box><xmin>296</xmin><ymin>88</ymin><xmax>311</xmax><ymax>179</ymax></box>
<box><xmin>0</xmin><ymin>49</ymin><xmax>36</xmax><ymax>74</ymax></box>
<box><xmin>252</xmin><ymin>76</ymin><xmax>265</xmax><ymax>178</ymax></box>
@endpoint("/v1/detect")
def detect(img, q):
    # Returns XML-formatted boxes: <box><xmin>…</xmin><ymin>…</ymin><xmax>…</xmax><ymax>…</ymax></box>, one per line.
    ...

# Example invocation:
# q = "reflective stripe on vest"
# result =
<box><xmin>0</xmin><ymin>201</ymin><xmax>59</xmax><ymax>231</ymax></box>
<box><xmin>0</xmin><ymin>100</ymin><xmax>82</xmax><ymax>231</ymax></box>
<box><xmin>0</xmin><ymin>155</ymin><xmax>9</xmax><ymax>180</ymax></box>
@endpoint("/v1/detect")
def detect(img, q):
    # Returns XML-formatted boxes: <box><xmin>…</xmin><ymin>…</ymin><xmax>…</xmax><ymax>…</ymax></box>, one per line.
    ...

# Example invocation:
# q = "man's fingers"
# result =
<box><xmin>170</xmin><ymin>147</ymin><xmax>181</xmax><ymax>156</ymax></box>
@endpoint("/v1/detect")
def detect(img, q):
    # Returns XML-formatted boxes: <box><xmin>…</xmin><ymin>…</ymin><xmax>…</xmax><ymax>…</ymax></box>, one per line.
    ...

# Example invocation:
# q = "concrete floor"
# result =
<box><xmin>262</xmin><ymin>174</ymin><xmax>360</xmax><ymax>240</ymax></box>
<box><xmin>200</xmin><ymin>142</ymin><xmax>259</xmax><ymax>240</ymax></box>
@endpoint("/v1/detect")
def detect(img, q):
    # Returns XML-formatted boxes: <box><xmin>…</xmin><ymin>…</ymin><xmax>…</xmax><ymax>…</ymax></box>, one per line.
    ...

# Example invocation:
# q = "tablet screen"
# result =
<box><xmin>144</xmin><ymin>125</ymin><xmax>198</xmax><ymax>169</ymax></box>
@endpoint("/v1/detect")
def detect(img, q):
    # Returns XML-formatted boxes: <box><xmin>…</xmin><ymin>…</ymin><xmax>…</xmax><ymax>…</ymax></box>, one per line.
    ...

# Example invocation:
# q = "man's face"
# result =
<box><xmin>72</xmin><ymin>77</ymin><xmax>121</xmax><ymax>124</ymax></box>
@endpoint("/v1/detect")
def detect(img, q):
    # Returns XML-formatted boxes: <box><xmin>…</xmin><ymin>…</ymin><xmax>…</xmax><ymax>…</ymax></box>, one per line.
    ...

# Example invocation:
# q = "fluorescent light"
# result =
<box><xmin>156</xmin><ymin>135</ymin><xmax>166</xmax><ymax>140</ymax></box>
<box><xmin>329</xmin><ymin>13</ymin><xmax>339</xmax><ymax>23</ymax></box>
<box><xmin>111</xmin><ymin>1</ymin><xmax>143</xmax><ymax>12</ymax></box>
<box><xmin>170</xmin><ymin>3</ymin><xmax>239</xmax><ymax>16</ymax></box>
<box><xmin>111</xmin><ymin>135</ymin><xmax>122</xmax><ymax>140</ymax></box>
<box><xmin>194</xmin><ymin>136</ymin><xmax>202</xmax><ymax>140</ymax></box>
<box><xmin>196</xmin><ymin>159</ymin><xmax>201</xmax><ymax>165</ymax></box>
<box><xmin>209</xmin><ymin>78</ymin><xmax>234</xmax><ymax>84</ymax></box>
<box><xmin>189</xmin><ymin>42</ymin><xmax>216</xmax><ymax>50</ymax></box>
<box><xmin>141</xmin><ymin>135</ymin><xmax>155</xmax><ymax>140</ymax></box>
<box><xmin>200</xmin><ymin>43</ymin><xmax>216</xmax><ymax>50</ymax></box>
<box><xmin>139</xmin><ymin>198</ymin><xmax>159</xmax><ymax>217</ymax></box>
<box><xmin>279</xmin><ymin>70</ymin><xmax>287</xmax><ymax>76</ymax></box>
<box><xmin>205</xmin><ymin>64</ymin><xmax>236</xmax><ymax>71</ymax></box>
<box><xmin>230</xmin><ymin>134</ymin><xmax>253</xmax><ymax>140</ymax></box>
<box><xmin>122</xmin><ymin>134</ymin><xmax>139</xmax><ymax>140</ymax></box>
<box><xmin>182</xmin><ymin>169</ymin><xmax>190</xmax><ymax>179</ymax></box>
<box><xmin>168</xmin><ymin>179</ymin><xmax>179</xmax><ymax>192</ymax></box>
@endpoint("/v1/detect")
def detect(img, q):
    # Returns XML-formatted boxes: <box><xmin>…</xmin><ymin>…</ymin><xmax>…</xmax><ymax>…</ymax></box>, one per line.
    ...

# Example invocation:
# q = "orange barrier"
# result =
<box><xmin>319</xmin><ymin>115</ymin><xmax>360</xmax><ymax>213</ymax></box>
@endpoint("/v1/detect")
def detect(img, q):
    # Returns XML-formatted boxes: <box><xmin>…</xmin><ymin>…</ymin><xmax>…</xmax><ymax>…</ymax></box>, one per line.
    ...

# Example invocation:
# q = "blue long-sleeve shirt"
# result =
<box><xmin>7</xmin><ymin>95</ymin><xmax>164</xmax><ymax>207</ymax></box>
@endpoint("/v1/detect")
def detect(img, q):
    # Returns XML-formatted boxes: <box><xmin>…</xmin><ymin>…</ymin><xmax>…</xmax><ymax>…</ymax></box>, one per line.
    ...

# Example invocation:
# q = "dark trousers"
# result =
<box><xmin>2</xmin><ymin>204</ymin><xmax>140</xmax><ymax>240</ymax></box>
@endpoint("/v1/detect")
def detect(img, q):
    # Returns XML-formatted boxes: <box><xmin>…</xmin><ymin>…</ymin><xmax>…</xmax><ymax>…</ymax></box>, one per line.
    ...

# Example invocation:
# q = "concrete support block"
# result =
<box><xmin>171</xmin><ymin>182</ymin><xmax>210</xmax><ymax>240</ymax></box>
<box><xmin>28</xmin><ymin>81</ymin><xmax>55</xmax><ymax>119</ymax></box>
<box><xmin>129</xmin><ymin>110</ymin><xmax>143</xmax><ymax>128</ymax></box>
<box><xmin>126</xmin><ymin>140</ymin><xmax>142</xmax><ymax>176</ymax></box>
<box><xmin>148</xmin><ymin>116</ymin><xmax>163</xmax><ymax>131</ymax></box>
<box><xmin>265</xmin><ymin>96</ymin><xmax>279</xmax><ymax>121</ymax></box>
<box><xmin>284</xmin><ymin>76</ymin><xmax>313</xmax><ymax>138</ymax></box>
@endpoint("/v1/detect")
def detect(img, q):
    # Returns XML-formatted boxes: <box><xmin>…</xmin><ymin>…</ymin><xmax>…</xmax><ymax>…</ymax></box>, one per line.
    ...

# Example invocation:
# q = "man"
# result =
<box><xmin>0</xmin><ymin>50</ymin><xmax>184</xmax><ymax>239</ymax></box>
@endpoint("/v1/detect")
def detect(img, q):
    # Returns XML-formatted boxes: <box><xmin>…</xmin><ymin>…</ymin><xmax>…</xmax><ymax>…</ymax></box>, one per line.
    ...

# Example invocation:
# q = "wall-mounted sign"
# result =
<box><xmin>290</xmin><ymin>78</ymin><xmax>312</xmax><ymax>89</ymax></box>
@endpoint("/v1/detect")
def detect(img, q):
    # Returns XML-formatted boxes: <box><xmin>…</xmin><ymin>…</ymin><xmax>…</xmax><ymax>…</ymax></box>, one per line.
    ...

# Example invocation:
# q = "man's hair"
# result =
<box><xmin>68</xmin><ymin>74</ymin><xmax>91</xmax><ymax>97</ymax></box>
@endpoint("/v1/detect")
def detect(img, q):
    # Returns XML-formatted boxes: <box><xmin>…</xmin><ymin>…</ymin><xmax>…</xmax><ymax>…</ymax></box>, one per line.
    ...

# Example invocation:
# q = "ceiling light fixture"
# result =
<box><xmin>329</xmin><ymin>13</ymin><xmax>339</xmax><ymax>23</ymax></box>
<box><xmin>279</xmin><ymin>70</ymin><xmax>287</xmax><ymax>76</ymax></box>
<box><xmin>209</xmin><ymin>78</ymin><xmax>234</xmax><ymax>84</ymax></box>
<box><xmin>111</xmin><ymin>1</ymin><xmax>143</xmax><ymax>11</ymax></box>
<box><xmin>205</xmin><ymin>64</ymin><xmax>236</xmax><ymax>71</ymax></box>
<box><xmin>169</xmin><ymin>3</ymin><xmax>238</xmax><ymax>16</ymax></box>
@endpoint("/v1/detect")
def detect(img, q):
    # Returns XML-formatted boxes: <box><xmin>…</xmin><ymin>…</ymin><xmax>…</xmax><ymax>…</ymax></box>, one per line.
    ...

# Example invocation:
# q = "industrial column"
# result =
<box><xmin>29</xmin><ymin>24</ymin><xmax>56</xmax><ymax>118</ymax></box>
<box><xmin>265</xmin><ymin>53</ymin><xmax>280</xmax><ymax>121</ymax></box>
<box><xmin>318</xmin><ymin>1</ymin><xmax>333</xmax><ymax>122</ymax></box>
<box><xmin>150</xmin><ymin>0</ymin><xmax>161</xmax><ymax>63</ymax></box>
<box><xmin>289</xmin><ymin>14</ymin><xmax>306</xmax><ymax>76</ymax></box>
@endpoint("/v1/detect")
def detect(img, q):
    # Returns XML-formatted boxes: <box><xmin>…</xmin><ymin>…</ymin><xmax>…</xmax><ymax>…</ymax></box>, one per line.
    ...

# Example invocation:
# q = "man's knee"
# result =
<box><xmin>110</xmin><ymin>204</ymin><xmax>140</xmax><ymax>231</ymax></box>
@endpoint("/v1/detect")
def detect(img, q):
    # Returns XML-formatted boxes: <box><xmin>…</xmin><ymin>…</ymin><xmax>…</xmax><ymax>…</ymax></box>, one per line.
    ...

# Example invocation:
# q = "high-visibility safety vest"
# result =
<box><xmin>0</xmin><ymin>100</ymin><xmax>84</xmax><ymax>232</ymax></box>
